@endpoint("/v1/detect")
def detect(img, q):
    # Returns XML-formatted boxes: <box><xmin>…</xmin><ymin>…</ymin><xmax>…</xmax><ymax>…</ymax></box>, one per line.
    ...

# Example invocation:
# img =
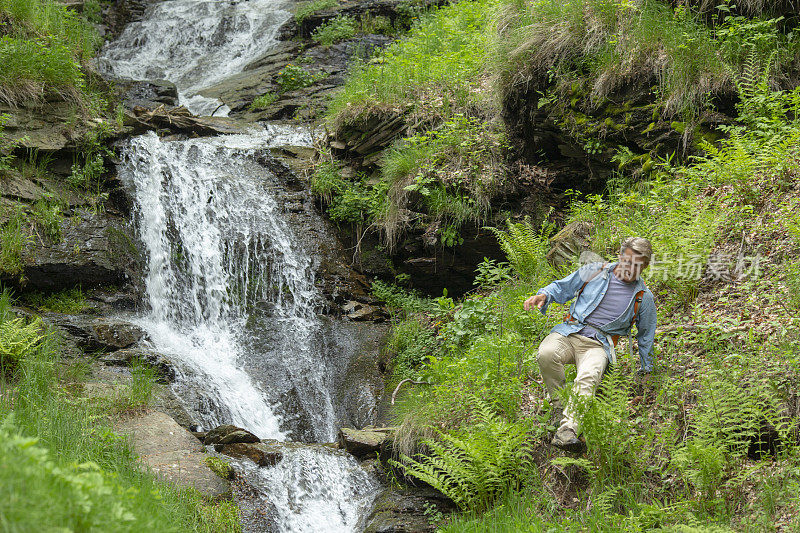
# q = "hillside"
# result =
<box><xmin>320</xmin><ymin>0</ymin><xmax>800</xmax><ymax>530</ymax></box>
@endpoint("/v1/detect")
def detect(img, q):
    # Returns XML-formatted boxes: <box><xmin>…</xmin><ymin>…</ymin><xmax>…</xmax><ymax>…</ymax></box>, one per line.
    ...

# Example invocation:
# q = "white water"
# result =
<box><xmin>119</xmin><ymin>130</ymin><xmax>379</xmax><ymax>531</ymax></box>
<box><xmin>97</xmin><ymin>0</ymin><xmax>291</xmax><ymax>115</ymax></box>
<box><xmin>237</xmin><ymin>447</ymin><xmax>380</xmax><ymax>532</ymax></box>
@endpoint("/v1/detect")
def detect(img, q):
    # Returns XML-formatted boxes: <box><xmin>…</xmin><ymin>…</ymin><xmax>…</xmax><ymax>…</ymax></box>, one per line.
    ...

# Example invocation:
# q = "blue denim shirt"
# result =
<box><xmin>536</xmin><ymin>261</ymin><xmax>658</xmax><ymax>371</ymax></box>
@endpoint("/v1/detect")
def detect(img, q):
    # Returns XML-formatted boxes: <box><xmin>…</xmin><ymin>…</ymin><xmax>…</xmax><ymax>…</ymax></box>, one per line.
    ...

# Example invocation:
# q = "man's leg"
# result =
<box><xmin>557</xmin><ymin>334</ymin><xmax>608</xmax><ymax>437</ymax></box>
<box><xmin>537</xmin><ymin>332</ymin><xmax>575</xmax><ymax>425</ymax></box>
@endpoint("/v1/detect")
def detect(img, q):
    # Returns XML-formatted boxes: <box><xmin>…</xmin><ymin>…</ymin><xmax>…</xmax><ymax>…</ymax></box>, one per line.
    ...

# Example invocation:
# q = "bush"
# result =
<box><xmin>312</xmin><ymin>15</ymin><xmax>356</xmax><ymax>46</ymax></box>
<box><xmin>275</xmin><ymin>64</ymin><xmax>322</xmax><ymax>93</ymax></box>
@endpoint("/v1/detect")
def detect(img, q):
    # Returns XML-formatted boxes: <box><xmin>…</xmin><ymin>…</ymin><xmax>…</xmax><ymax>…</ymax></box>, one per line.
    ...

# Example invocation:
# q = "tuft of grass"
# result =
<box><xmin>326</xmin><ymin>0</ymin><xmax>494</xmax><ymax>129</ymax></box>
<box><xmin>110</xmin><ymin>359</ymin><xmax>158</xmax><ymax>413</ymax></box>
<box><xmin>250</xmin><ymin>92</ymin><xmax>278</xmax><ymax>110</ymax></box>
<box><xmin>312</xmin><ymin>15</ymin><xmax>357</xmax><ymax>45</ymax></box>
<box><xmin>25</xmin><ymin>287</ymin><xmax>87</xmax><ymax>314</ymax></box>
<box><xmin>294</xmin><ymin>0</ymin><xmax>337</xmax><ymax>23</ymax></box>
<box><xmin>0</xmin><ymin>209</ymin><xmax>31</xmax><ymax>278</ymax></box>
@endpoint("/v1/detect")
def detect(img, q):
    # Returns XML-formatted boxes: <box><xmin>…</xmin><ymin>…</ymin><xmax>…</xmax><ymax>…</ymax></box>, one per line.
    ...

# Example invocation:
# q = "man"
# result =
<box><xmin>523</xmin><ymin>237</ymin><xmax>657</xmax><ymax>452</ymax></box>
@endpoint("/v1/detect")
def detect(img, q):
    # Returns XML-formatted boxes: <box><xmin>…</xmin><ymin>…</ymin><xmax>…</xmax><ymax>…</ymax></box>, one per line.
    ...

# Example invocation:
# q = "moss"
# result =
<box><xmin>642</xmin><ymin>122</ymin><xmax>657</xmax><ymax>134</ymax></box>
<box><xmin>670</xmin><ymin>121</ymin><xmax>686</xmax><ymax>134</ymax></box>
<box><xmin>203</xmin><ymin>456</ymin><xmax>234</xmax><ymax>480</ymax></box>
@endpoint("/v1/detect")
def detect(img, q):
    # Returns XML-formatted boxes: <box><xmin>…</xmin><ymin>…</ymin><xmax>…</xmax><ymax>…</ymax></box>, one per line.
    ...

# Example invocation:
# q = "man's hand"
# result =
<box><xmin>523</xmin><ymin>293</ymin><xmax>547</xmax><ymax>312</ymax></box>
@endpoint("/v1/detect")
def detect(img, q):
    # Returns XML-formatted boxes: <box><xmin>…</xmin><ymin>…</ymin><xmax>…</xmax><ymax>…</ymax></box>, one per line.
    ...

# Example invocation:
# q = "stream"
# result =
<box><xmin>101</xmin><ymin>2</ymin><xmax>383</xmax><ymax>531</ymax></box>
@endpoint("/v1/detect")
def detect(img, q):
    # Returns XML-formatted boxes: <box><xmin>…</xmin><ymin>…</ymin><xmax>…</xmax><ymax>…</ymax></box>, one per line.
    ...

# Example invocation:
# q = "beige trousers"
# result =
<box><xmin>537</xmin><ymin>332</ymin><xmax>608</xmax><ymax>434</ymax></box>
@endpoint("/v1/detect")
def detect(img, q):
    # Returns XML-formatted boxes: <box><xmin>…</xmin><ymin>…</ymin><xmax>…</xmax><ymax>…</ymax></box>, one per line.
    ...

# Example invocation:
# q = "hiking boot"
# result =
<box><xmin>551</xmin><ymin>427</ymin><xmax>585</xmax><ymax>454</ymax></box>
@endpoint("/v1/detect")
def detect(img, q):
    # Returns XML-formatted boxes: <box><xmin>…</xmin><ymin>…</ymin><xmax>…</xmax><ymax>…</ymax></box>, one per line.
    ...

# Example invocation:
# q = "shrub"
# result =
<box><xmin>275</xmin><ymin>64</ymin><xmax>322</xmax><ymax>93</ymax></box>
<box><xmin>250</xmin><ymin>92</ymin><xmax>278</xmax><ymax>109</ymax></box>
<box><xmin>312</xmin><ymin>15</ymin><xmax>356</xmax><ymax>46</ymax></box>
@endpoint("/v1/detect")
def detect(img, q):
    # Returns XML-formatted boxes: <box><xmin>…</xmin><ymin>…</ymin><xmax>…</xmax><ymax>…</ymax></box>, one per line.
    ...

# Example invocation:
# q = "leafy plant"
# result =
<box><xmin>250</xmin><ymin>92</ymin><xmax>278</xmax><ymax>110</ymax></box>
<box><xmin>391</xmin><ymin>397</ymin><xmax>535</xmax><ymax>512</ymax></box>
<box><xmin>473</xmin><ymin>258</ymin><xmax>512</xmax><ymax>288</ymax></box>
<box><xmin>275</xmin><ymin>64</ymin><xmax>323</xmax><ymax>93</ymax></box>
<box><xmin>311</xmin><ymin>15</ymin><xmax>356</xmax><ymax>46</ymax></box>
<box><xmin>25</xmin><ymin>287</ymin><xmax>87</xmax><ymax>314</ymax></box>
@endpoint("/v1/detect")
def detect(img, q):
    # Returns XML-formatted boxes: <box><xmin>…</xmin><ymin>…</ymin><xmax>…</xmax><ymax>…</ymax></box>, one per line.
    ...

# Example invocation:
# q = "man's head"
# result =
<box><xmin>616</xmin><ymin>237</ymin><xmax>652</xmax><ymax>282</ymax></box>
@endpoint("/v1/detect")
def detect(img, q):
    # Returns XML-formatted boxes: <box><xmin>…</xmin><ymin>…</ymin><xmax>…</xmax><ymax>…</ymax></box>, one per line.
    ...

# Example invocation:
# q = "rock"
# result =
<box><xmin>18</xmin><ymin>210</ymin><xmax>138</xmax><ymax>292</ymax></box>
<box><xmin>123</xmin><ymin>105</ymin><xmax>249</xmax><ymax>137</ymax></box>
<box><xmin>216</xmin><ymin>442</ymin><xmax>284</xmax><ymax>467</ymax></box>
<box><xmin>204</xmin><ymin>424</ymin><xmax>261</xmax><ymax>445</ymax></box>
<box><xmin>116</xmin><ymin>79</ymin><xmax>180</xmax><ymax>110</ymax></box>
<box><xmin>363</xmin><ymin>487</ymin><xmax>456</xmax><ymax>533</ymax></box>
<box><xmin>546</xmin><ymin>221</ymin><xmax>594</xmax><ymax>268</ymax></box>
<box><xmin>99</xmin><ymin>347</ymin><xmax>176</xmax><ymax>382</ymax></box>
<box><xmin>295</xmin><ymin>0</ymin><xmax>446</xmax><ymax>38</ymax></box>
<box><xmin>114</xmin><ymin>411</ymin><xmax>231</xmax><ymax>500</ymax></box>
<box><xmin>342</xmin><ymin>300</ymin><xmax>382</xmax><ymax>321</ymax></box>
<box><xmin>338</xmin><ymin>427</ymin><xmax>392</xmax><ymax>458</ymax></box>
<box><xmin>46</xmin><ymin>315</ymin><xmax>146</xmax><ymax>352</ymax></box>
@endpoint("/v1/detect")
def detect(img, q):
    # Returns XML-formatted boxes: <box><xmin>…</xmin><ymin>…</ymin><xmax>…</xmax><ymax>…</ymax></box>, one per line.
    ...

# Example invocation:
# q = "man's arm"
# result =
<box><xmin>530</xmin><ymin>262</ymin><xmax>605</xmax><ymax>315</ymax></box>
<box><xmin>635</xmin><ymin>291</ymin><xmax>658</xmax><ymax>372</ymax></box>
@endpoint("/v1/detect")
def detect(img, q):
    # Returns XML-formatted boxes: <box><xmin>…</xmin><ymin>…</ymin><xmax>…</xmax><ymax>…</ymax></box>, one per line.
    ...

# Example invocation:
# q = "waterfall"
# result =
<box><xmin>97</xmin><ymin>0</ymin><xmax>291</xmax><ymax>115</ymax></box>
<box><xmin>118</xmin><ymin>129</ymin><xmax>380</xmax><ymax>531</ymax></box>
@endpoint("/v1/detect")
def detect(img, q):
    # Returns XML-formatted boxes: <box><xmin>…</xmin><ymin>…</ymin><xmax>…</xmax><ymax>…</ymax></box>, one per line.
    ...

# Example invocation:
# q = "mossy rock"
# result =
<box><xmin>203</xmin><ymin>456</ymin><xmax>235</xmax><ymax>481</ymax></box>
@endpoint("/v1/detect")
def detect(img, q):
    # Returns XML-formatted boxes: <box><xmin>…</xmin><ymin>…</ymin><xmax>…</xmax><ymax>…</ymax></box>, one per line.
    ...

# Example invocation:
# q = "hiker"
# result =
<box><xmin>523</xmin><ymin>237</ymin><xmax>657</xmax><ymax>452</ymax></box>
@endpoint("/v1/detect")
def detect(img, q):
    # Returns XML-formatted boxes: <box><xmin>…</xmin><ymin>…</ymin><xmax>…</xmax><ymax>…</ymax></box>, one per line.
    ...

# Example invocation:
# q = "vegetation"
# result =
<box><xmin>0</xmin><ymin>290</ymin><xmax>240</xmax><ymax>531</ymax></box>
<box><xmin>250</xmin><ymin>92</ymin><xmax>278</xmax><ymax>110</ymax></box>
<box><xmin>312</xmin><ymin>15</ymin><xmax>357</xmax><ymax>46</ymax></box>
<box><xmin>294</xmin><ymin>0</ymin><xmax>337</xmax><ymax>23</ymax></box>
<box><xmin>0</xmin><ymin>0</ymin><xmax>102</xmax><ymax>104</ymax></box>
<box><xmin>24</xmin><ymin>287</ymin><xmax>88</xmax><ymax>314</ymax></box>
<box><xmin>379</xmin><ymin>80</ymin><xmax>800</xmax><ymax>530</ymax></box>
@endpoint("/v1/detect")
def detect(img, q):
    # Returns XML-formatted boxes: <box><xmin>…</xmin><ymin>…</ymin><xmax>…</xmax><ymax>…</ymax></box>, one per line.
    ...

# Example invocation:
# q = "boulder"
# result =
<box><xmin>99</xmin><ymin>347</ymin><xmax>176</xmax><ymax>382</ymax></box>
<box><xmin>338</xmin><ymin>427</ymin><xmax>392</xmax><ymax>458</ymax></box>
<box><xmin>204</xmin><ymin>424</ymin><xmax>261</xmax><ymax>445</ymax></box>
<box><xmin>363</xmin><ymin>487</ymin><xmax>456</xmax><ymax>533</ymax></box>
<box><xmin>216</xmin><ymin>442</ymin><xmax>284</xmax><ymax>467</ymax></box>
<box><xmin>342</xmin><ymin>300</ymin><xmax>382</xmax><ymax>321</ymax></box>
<box><xmin>114</xmin><ymin>411</ymin><xmax>231</xmax><ymax>500</ymax></box>
<box><xmin>18</xmin><ymin>210</ymin><xmax>138</xmax><ymax>292</ymax></box>
<box><xmin>116</xmin><ymin>79</ymin><xmax>180</xmax><ymax>110</ymax></box>
<box><xmin>46</xmin><ymin>315</ymin><xmax>146</xmax><ymax>352</ymax></box>
<box><xmin>546</xmin><ymin>221</ymin><xmax>594</xmax><ymax>268</ymax></box>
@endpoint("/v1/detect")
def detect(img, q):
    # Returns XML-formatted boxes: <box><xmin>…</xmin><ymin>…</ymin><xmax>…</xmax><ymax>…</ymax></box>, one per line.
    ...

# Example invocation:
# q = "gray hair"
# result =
<box><xmin>620</xmin><ymin>237</ymin><xmax>653</xmax><ymax>264</ymax></box>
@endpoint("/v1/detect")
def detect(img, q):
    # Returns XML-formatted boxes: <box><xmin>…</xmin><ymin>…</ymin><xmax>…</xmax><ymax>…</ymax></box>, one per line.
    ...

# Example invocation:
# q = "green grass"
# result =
<box><xmin>25</xmin><ymin>287</ymin><xmax>88</xmax><ymax>314</ymax></box>
<box><xmin>0</xmin><ymin>291</ymin><xmax>240</xmax><ymax>531</ymax></box>
<box><xmin>325</xmin><ymin>0</ymin><xmax>494</xmax><ymax>128</ymax></box>
<box><xmin>294</xmin><ymin>0</ymin><xmax>337</xmax><ymax>23</ymax></box>
<box><xmin>491</xmin><ymin>0</ymin><xmax>797</xmax><ymax>117</ymax></box>
<box><xmin>0</xmin><ymin>210</ymin><xmax>30</xmax><ymax>279</ymax></box>
<box><xmin>0</xmin><ymin>0</ymin><xmax>101</xmax><ymax>103</ymax></box>
<box><xmin>250</xmin><ymin>92</ymin><xmax>278</xmax><ymax>110</ymax></box>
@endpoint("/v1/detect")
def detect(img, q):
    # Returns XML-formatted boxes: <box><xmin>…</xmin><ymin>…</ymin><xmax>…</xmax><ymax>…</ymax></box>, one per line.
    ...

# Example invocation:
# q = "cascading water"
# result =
<box><xmin>97</xmin><ymin>0</ymin><xmax>291</xmax><ymax>115</ymax></box>
<box><xmin>118</xmin><ymin>129</ymin><xmax>380</xmax><ymax>531</ymax></box>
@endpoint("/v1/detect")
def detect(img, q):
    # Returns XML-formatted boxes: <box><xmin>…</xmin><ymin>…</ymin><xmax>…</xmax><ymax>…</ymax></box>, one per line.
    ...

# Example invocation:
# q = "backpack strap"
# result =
<box><xmin>629</xmin><ymin>289</ymin><xmax>645</xmax><ymax>329</ymax></box>
<box><xmin>564</xmin><ymin>262</ymin><xmax>608</xmax><ymax>323</ymax></box>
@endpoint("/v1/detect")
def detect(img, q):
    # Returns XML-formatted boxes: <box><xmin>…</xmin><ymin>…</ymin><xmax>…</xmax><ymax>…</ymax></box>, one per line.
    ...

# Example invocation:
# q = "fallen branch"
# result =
<box><xmin>391</xmin><ymin>378</ymin><xmax>431</xmax><ymax>404</ymax></box>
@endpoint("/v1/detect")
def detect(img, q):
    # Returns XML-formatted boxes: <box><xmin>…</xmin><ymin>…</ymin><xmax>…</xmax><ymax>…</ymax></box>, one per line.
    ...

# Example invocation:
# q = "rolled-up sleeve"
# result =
<box><xmin>635</xmin><ymin>291</ymin><xmax>658</xmax><ymax>371</ymax></box>
<box><xmin>535</xmin><ymin>262</ymin><xmax>603</xmax><ymax>315</ymax></box>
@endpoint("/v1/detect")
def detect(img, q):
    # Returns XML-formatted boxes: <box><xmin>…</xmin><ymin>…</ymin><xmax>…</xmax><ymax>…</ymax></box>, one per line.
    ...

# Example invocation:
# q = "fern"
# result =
<box><xmin>389</xmin><ymin>396</ymin><xmax>535</xmax><ymax>511</ymax></box>
<box><xmin>489</xmin><ymin>216</ymin><xmax>556</xmax><ymax>280</ymax></box>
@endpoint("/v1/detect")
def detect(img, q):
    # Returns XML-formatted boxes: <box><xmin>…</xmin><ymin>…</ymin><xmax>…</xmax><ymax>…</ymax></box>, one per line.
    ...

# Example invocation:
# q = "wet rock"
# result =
<box><xmin>204</xmin><ymin>424</ymin><xmax>261</xmax><ymax>445</ymax></box>
<box><xmin>99</xmin><ymin>347</ymin><xmax>176</xmax><ymax>382</ymax></box>
<box><xmin>363</xmin><ymin>487</ymin><xmax>456</xmax><ymax>533</ymax></box>
<box><xmin>115</xmin><ymin>411</ymin><xmax>231</xmax><ymax>500</ymax></box>
<box><xmin>343</xmin><ymin>300</ymin><xmax>382</xmax><ymax>321</ymax></box>
<box><xmin>546</xmin><ymin>221</ymin><xmax>594</xmax><ymax>267</ymax></box>
<box><xmin>294</xmin><ymin>0</ymin><xmax>446</xmax><ymax>38</ymax></box>
<box><xmin>46</xmin><ymin>315</ymin><xmax>146</xmax><ymax>352</ymax></box>
<box><xmin>338</xmin><ymin>427</ymin><xmax>393</xmax><ymax>458</ymax></box>
<box><xmin>217</xmin><ymin>442</ymin><xmax>284</xmax><ymax>467</ymax></box>
<box><xmin>124</xmin><ymin>105</ymin><xmax>249</xmax><ymax>136</ymax></box>
<box><xmin>17</xmin><ymin>211</ymin><xmax>138</xmax><ymax>292</ymax></box>
<box><xmin>116</xmin><ymin>79</ymin><xmax>180</xmax><ymax>110</ymax></box>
